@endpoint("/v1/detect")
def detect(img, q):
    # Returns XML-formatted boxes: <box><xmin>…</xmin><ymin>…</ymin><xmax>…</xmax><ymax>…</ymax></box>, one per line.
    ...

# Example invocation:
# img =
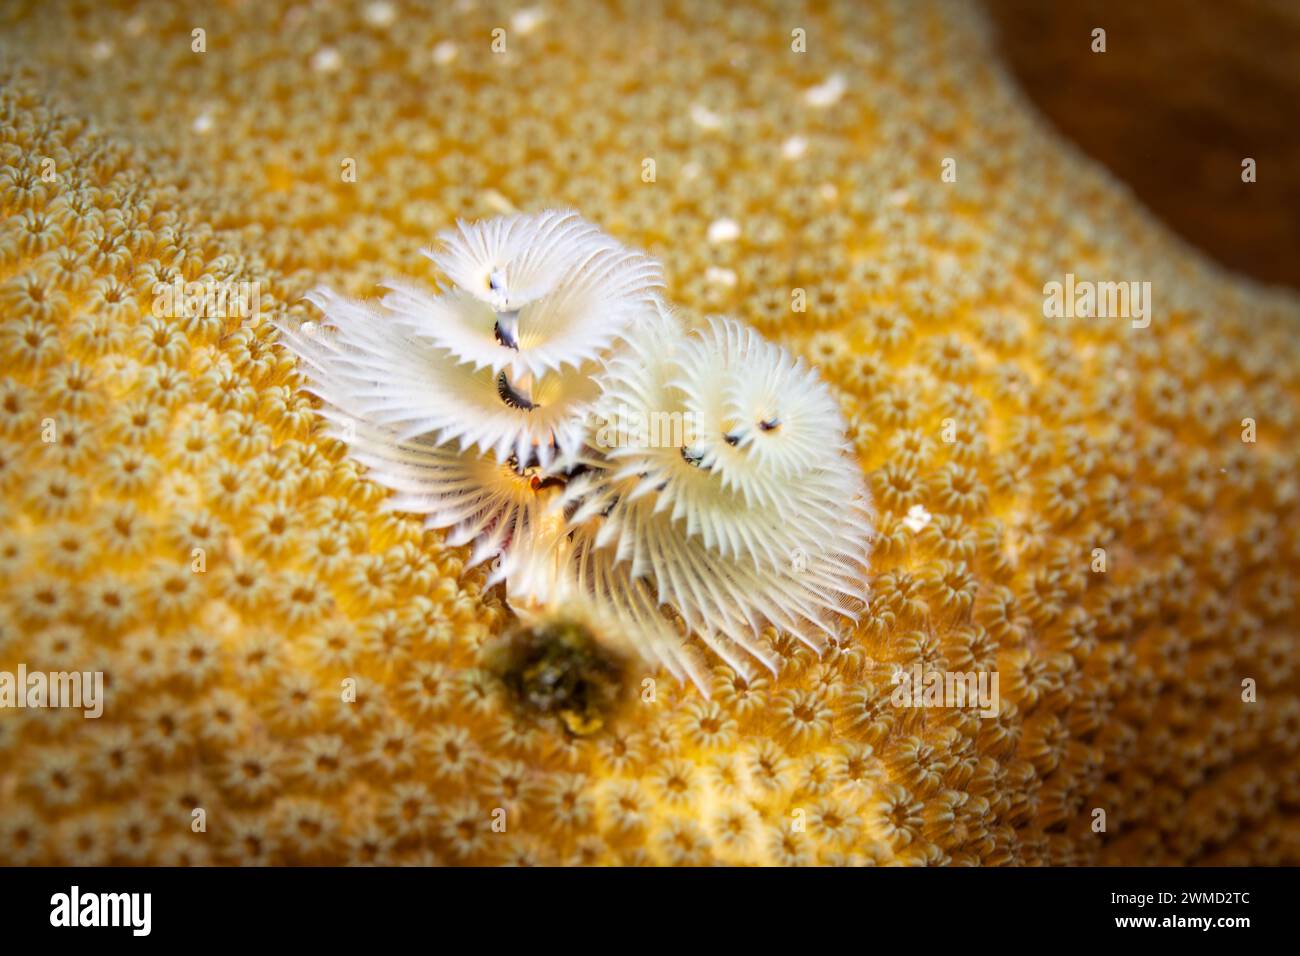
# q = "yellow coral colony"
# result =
<box><xmin>1</xmin><ymin>0</ymin><xmax>1298</xmax><ymax>866</ymax></box>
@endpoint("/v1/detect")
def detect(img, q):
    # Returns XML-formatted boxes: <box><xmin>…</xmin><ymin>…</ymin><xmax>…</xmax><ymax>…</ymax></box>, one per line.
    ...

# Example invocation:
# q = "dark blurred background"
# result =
<box><xmin>984</xmin><ymin>0</ymin><xmax>1300</xmax><ymax>289</ymax></box>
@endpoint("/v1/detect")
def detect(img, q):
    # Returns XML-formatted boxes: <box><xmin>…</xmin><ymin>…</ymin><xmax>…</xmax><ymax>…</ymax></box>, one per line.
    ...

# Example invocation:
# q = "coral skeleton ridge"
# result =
<box><xmin>281</xmin><ymin>211</ymin><xmax>873</xmax><ymax>693</ymax></box>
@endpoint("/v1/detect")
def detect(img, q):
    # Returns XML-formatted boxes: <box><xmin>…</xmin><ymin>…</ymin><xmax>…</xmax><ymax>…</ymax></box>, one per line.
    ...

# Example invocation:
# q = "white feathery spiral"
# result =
<box><xmin>279</xmin><ymin>211</ymin><xmax>873</xmax><ymax>696</ymax></box>
<box><xmin>556</xmin><ymin>310</ymin><xmax>873</xmax><ymax>685</ymax></box>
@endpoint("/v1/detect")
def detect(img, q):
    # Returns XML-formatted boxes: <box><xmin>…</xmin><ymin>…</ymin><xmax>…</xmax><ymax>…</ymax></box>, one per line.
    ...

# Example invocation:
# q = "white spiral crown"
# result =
<box><xmin>279</xmin><ymin>211</ymin><xmax>873</xmax><ymax>694</ymax></box>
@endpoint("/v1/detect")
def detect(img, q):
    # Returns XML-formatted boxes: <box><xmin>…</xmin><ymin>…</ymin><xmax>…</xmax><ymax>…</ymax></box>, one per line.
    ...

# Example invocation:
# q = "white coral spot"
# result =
<box><xmin>511</xmin><ymin>7</ymin><xmax>547</xmax><ymax>34</ymax></box>
<box><xmin>804</xmin><ymin>73</ymin><xmax>846</xmax><ymax>108</ymax></box>
<box><xmin>707</xmin><ymin>218</ymin><xmax>741</xmax><ymax>244</ymax></box>
<box><xmin>902</xmin><ymin>504</ymin><xmax>932</xmax><ymax>533</ymax></box>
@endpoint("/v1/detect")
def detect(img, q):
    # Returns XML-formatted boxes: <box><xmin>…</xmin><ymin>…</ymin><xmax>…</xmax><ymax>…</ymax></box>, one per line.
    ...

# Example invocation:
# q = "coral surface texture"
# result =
<box><xmin>0</xmin><ymin>0</ymin><xmax>1297</xmax><ymax>865</ymax></box>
